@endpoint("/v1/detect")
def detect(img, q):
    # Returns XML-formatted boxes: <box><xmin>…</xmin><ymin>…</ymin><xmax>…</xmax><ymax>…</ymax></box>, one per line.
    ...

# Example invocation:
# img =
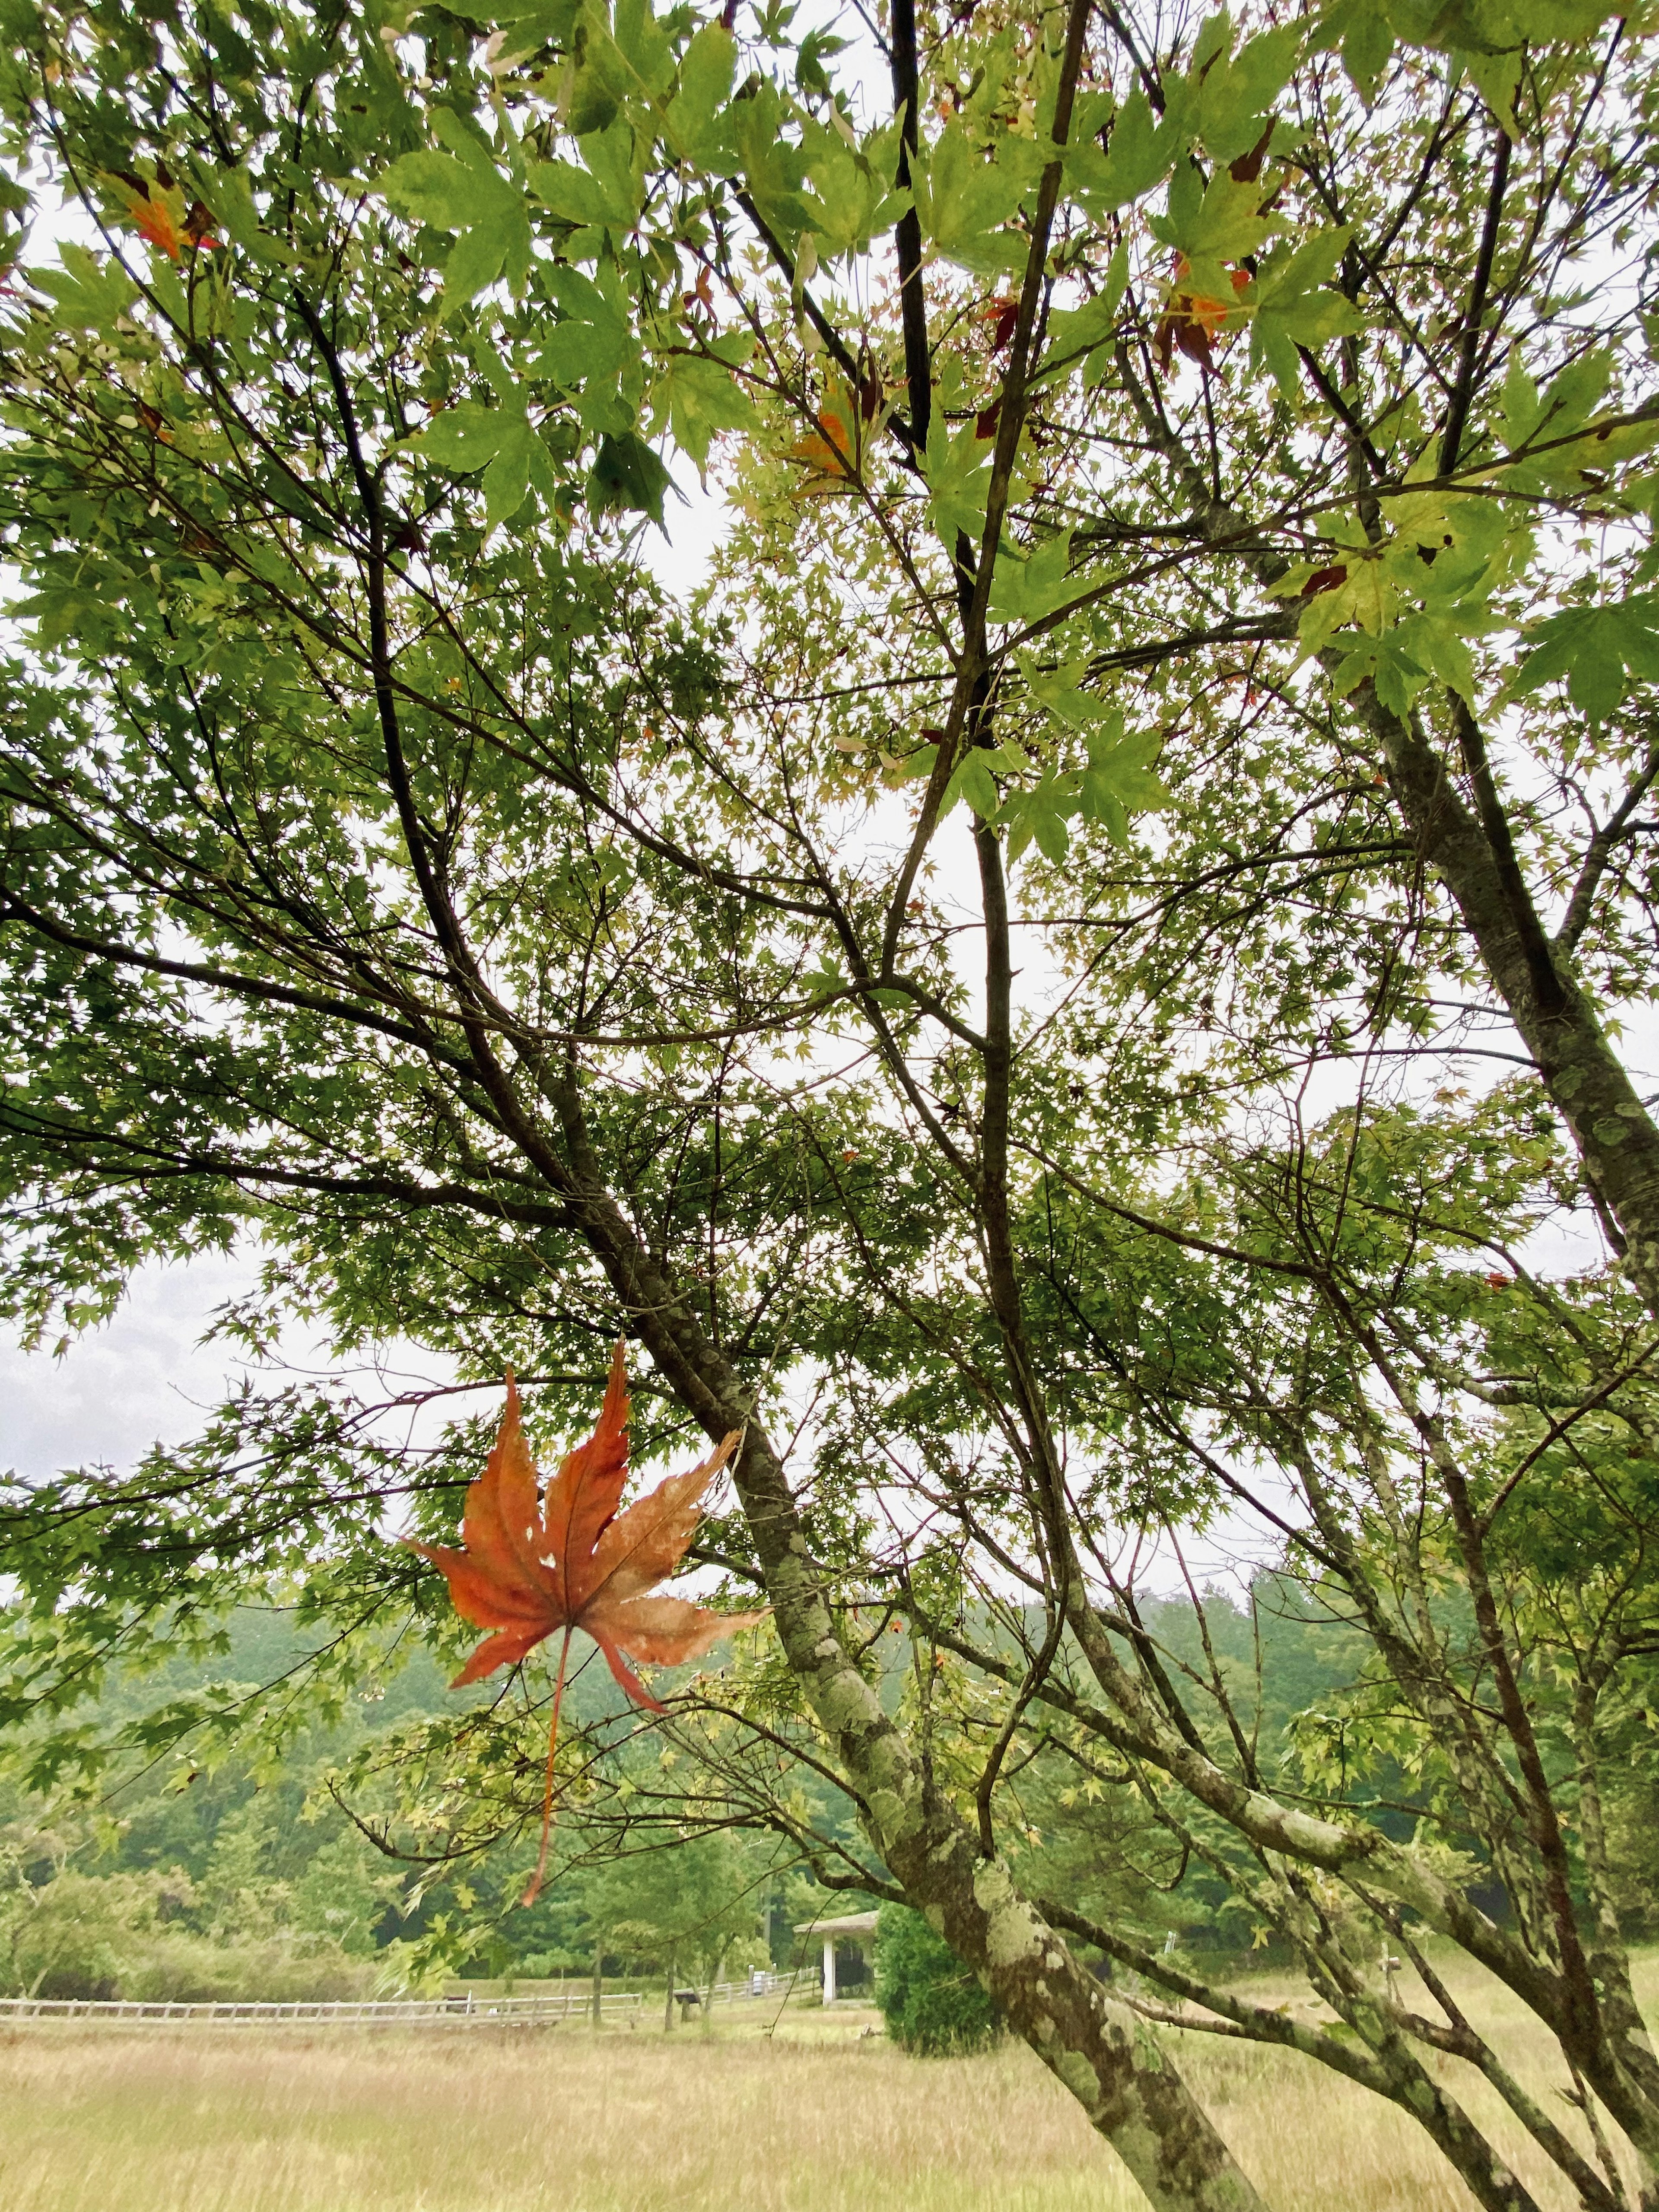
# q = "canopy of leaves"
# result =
<box><xmin>0</xmin><ymin>0</ymin><xmax>1658</xmax><ymax>2205</ymax></box>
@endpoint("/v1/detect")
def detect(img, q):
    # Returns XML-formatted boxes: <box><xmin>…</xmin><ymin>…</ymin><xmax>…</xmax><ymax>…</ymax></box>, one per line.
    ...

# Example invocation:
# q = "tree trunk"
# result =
<box><xmin>1363</xmin><ymin>689</ymin><xmax>1659</xmax><ymax>1316</ymax></box>
<box><xmin>591</xmin><ymin>1936</ymin><xmax>603</xmax><ymax>2030</ymax></box>
<box><xmin>663</xmin><ymin>1953</ymin><xmax>676</xmax><ymax>2033</ymax></box>
<box><xmin>553</xmin><ymin>1164</ymin><xmax>1268</xmax><ymax>2211</ymax></box>
<box><xmin>1120</xmin><ymin>356</ymin><xmax>1659</xmax><ymax>1322</ymax></box>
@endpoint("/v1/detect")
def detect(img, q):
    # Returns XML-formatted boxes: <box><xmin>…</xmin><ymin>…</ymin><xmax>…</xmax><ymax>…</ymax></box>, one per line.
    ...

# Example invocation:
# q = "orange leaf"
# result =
<box><xmin>405</xmin><ymin>1346</ymin><xmax>763</xmax><ymax>1901</ymax></box>
<box><xmin>584</xmin><ymin>1594</ymin><xmax>761</xmax><ymax>1710</ymax></box>
<box><xmin>1156</xmin><ymin>262</ymin><xmax>1251</xmax><ymax>374</ymax></box>
<box><xmin>785</xmin><ymin>403</ymin><xmax>859</xmax><ymax>489</ymax></box>
<box><xmin>448</xmin><ymin>1621</ymin><xmax>557</xmax><ymax>1686</ymax></box>
<box><xmin>584</xmin><ymin>1434</ymin><xmax>734</xmax><ymax>1605</ymax></box>
<box><xmin>538</xmin><ymin>1347</ymin><xmax>630</xmax><ymax>1618</ymax></box>
<box><xmin>123</xmin><ymin>187</ymin><xmax>218</xmax><ymax>260</ymax></box>
<box><xmin>1187</xmin><ymin>265</ymin><xmax>1252</xmax><ymax>335</ymax></box>
<box><xmin>127</xmin><ymin>192</ymin><xmax>181</xmax><ymax>261</ymax></box>
<box><xmin>410</xmin><ymin>1344</ymin><xmax>756</xmax><ymax>1689</ymax></box>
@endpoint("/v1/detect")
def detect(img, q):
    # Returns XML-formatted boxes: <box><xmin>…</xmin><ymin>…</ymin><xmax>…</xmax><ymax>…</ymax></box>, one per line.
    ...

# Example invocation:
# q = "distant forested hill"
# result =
<box><xmin>7</xmin><ymin>1584</ymin><xmax>1653</xmax><ymax>2005</ymax></box>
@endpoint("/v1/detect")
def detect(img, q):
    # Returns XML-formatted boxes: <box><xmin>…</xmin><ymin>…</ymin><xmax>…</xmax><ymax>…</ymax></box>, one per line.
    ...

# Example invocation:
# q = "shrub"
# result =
<box><xmin>118</xmin><ymin>1930</ymin><xmax>375</xmax><ymax>2003</ymax></box>
<box><xmin>7</xmin><ymin>1871</ymin><xmax>153</xmax><ymax>1999</ymax></box>
<box><xmin>2</xmin><ymin>1869</ymin><xmax>375</xmax><ymax>2002</ymax></box>
<box><xmin>874</xmin><ymin>1904</ymin><xmax>1000</xmax><ymax>2056</ymax></box>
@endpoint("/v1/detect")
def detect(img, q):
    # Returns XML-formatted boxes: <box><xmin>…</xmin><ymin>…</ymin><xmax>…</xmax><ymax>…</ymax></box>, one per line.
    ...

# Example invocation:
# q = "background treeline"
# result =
<box><xmin>1</xmin><ymin>1605</ymin><xmax>818</xmax><ymax>2002</ymax></box>
<box><xmin>11</xmin><ymin>1580</ymin><xmax>1651</xmax><ymax>2006</ymax></box>
<box><xmin>2</xmin><ymin>1609</ymin><xmax>435</xmax><ymax>2003</ymax></box>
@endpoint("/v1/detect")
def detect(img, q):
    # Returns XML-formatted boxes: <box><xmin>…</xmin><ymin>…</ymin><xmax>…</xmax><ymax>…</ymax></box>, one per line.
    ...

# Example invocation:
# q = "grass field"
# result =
<box><xmin>1</xmin><ymin>1953</ymin><xmax>1653</xmax><ymax>2211</ymax></box>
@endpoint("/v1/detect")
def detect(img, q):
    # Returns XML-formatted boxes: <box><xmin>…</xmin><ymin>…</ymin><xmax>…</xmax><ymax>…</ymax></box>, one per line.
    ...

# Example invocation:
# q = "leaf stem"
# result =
<box><xmin>521</xmin><ymin>1625</ymin><xmax>573</xmax><ymax>1908</ymax></box>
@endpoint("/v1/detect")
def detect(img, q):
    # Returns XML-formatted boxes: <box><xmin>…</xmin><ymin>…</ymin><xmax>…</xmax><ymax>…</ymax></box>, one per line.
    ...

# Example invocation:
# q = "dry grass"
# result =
<box><xmin>0</xmin><ymin>1951</ymin><xmax>1652</xmax><ymax>2211</ymax></box>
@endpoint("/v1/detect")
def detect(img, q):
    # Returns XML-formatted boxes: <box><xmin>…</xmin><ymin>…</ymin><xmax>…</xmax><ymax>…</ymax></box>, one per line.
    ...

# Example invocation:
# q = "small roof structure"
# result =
<box><xmin>794</xmin><ymin>1910</ymin><xmax>880</xmax><ymax>2004</ymax></box>
<box><xmin>793</xmin><ymin>1911</ymin><xmax>880</xmax><ymax>1937</ymax></box>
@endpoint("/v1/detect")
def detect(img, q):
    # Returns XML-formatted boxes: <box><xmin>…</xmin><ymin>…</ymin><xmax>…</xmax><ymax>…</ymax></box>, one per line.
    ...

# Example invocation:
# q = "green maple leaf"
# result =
<box><xmin>663</xmin><ymin>23</ymin><xmax>737</xmax><ymax>166</ymax></box>
<box><xmin>529</xmin><ymin>120</ymin><xmax>643</xmax><ymax>235</ymax></box>
<box><xmin>1080</xmin><ymin>718</ymin><xmax>1170</xmax><ymax>844</ymax></box>
<box><xmin>587</xmin><ymin>430</ymin><xmax>676</xmax><ymax>529</ymax></box>
<box><xmin>1510</xmin><ymin>597</ymin><xmax>1659</xmax><ymax>723</ymax></box>
<box><xmin>655</xmin><ymin>337</ymin><xmax>754</xmax><ymax>475</ymax></box>
<box><xmin>917</xmin><ymin>124</ymin><xmax>1027</xmax><ymax>278</ymax></box>
<box><xmin>380</xmin><ymin>112</ymin><xmax>531</xmax><ymax>317</ymax></box>
<box><xmin>609</xmin><ymin>0</ymin><xmax>675</xmax><ymax>95</ymax></box>
<box><xmin>922</xmin><ymin>413</ymin><xmax>995</xmax><ymax>545</ymax></box>
<box><xmin>987</xmin><ymin>533</ymin><xmax>1079</xmax><ymax>626</ymax></box>
<box><xmin>1188</xmin><ymin>18</ymin><xmax>1303</xmax><ymax>161</ymax></box>
<box><xmin>1002</xmin><ymin>777</ymin><xmax>1075</xmax><ymax>863</ymax></box>
<box><xmin>1063</xmin><ymin>86</ymin><xmax>1192</xmax><ymax>218</ymax></box>
<box><xmin>733</xmin><ymin>84</ymin><xmax>814</xmax><ymax>241</ymax></box>
<box><xmin>1147</xmin><ymin>164</ymin><xmax>1274</xmax><ymax>308</ymax></box>
<box><xmin>403</xmin><ymin>343</ymin><xmax>561</xmax><ymax>528</ymax></box>
<box><xmin>800</xmin><ymin>130</ymin><xmax>910</xmax><ymax>261</ymax></box>
<box><xmin>1332</xmin><ymin>631</ymin><xmax>1429</xmax><ymax>717</ymax></box>
<box><xmin>489</xmin><ymin>0</ymin><xmax>583</xmax><ymax>65</ymax></box>
<box><xmin>532</xmin><ymin>263</ymin><xmax>632</xmax><ymax>388</ymax></box>
<box><xmin>1248</xmin><ymin>227</ymin><xmax>1366</xmax><ymax>397</ymax></box>
<box><xmin>29</xmin><ymin>244</ymin><xmax>137</xmax><ymax>334</ymax></box>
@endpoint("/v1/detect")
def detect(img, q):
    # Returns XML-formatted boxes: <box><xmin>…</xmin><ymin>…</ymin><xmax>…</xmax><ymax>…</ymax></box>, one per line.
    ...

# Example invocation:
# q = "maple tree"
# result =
<box><xmin>1</xmin><ymin>1</ymin><xmax>1659</xmax><ymax>2208</ymax></box>
<box><xmin>410</xmin><ymin>1344</ymin><xmax>758</xmax><ymax>1900</ymax></box>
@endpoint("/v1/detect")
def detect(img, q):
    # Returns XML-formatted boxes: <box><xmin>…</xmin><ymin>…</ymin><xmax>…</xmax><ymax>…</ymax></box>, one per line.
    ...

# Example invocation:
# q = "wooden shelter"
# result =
<box><xmin>794</xmin><ymin>1910</ymin><xmax>880</xmax><ymax>2004</ymax></box>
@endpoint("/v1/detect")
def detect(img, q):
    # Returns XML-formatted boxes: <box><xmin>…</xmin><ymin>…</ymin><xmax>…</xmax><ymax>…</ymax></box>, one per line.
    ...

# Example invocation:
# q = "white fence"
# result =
<box><xmin>696</xmin><ymin>1972</ymin><xmax>798</xmax><ymax>2005</ymax></box>
<box><xmin>0</xmin><ymin>1972</ymin><xmax>801</xmax><ymax>2030</ymax></box>
<box><xmin>0</xmin><ymin>1993</ymin><xmax>633</xmax><ymax>2028</ymax></box>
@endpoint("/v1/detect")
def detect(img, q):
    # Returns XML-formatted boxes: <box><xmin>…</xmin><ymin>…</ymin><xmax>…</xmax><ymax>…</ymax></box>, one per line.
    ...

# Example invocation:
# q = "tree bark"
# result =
<box><xmin>547</xmin><ymin>1152</ymin><xmax>1267</xmax><ymax>2209</ymax></box>
<box><xmin>1115</xmin><ymin>341</ymin><xmax>1659</xmax><ymax>1319</ymax></box>
<box><xmin>1359</xmin><ymin>686</ymin><xmax>1659</xmax><ymax>1317</ymax></box>
<box><xmin>726</xmin><ymin>1425</ymin><xmax>1265</xmax><ymax>2211</ymax></box>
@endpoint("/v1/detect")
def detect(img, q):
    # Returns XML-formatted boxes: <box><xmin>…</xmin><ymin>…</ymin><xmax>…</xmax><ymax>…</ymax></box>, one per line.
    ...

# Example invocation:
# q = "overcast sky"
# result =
<box><xmin>1</xmin><ymin>1250</ymin><xmax>266</xmax><ymax>1482</ymax></box>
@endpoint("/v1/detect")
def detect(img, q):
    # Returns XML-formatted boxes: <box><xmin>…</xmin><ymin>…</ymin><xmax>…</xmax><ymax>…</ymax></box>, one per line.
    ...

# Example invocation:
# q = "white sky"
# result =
<box><xmin>1</xmin><ymin>1252</ymin><xmax>256</xmax><ymax>1483</ymax></box>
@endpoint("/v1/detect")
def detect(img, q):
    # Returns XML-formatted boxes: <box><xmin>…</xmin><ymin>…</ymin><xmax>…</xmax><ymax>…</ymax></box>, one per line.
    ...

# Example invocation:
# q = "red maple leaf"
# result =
<box><xmin>980</xmin><ymin>295</ymin><xmax>1019</xmax><ymax>353</ymax></box>
<box><xmin>128</xmin><ymin>192</ymin><xmax>181</xmax><ymax>260</ymax></box>
<box><xmin>182</xmin><ymin>200</ymin><xmax>220</xmax><ymax>251</ymax></box>
<box><xmin>124</xmin><ymin>189</ymin><xmax>219</xmax><ymax>261</ymax></box>
<box><xmin>1155</xmin><ymin>261</ymin><xmax>1251</xmax><ymax>374</ymax></box>
<box><xmin>409</xmin><ymin>1344</ymin><xmax>763</xmax><ymax>1902</ymax></box>
<box><xmin>1300</xmin><ymin>562</ymin><xmax>1349</xmax><ymax>598</ymax></box>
